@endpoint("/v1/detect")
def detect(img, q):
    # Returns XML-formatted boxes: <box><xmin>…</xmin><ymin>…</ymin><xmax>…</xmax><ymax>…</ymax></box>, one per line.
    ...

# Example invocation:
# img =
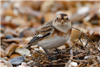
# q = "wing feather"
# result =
<box><xmin>28</xmin><ymin>25</ymin><xmax>54</xmax><ymax>45</ymax></box>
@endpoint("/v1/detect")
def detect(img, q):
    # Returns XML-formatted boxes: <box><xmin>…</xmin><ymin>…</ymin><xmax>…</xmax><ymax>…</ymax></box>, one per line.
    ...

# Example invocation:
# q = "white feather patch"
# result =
<box><xmin>37</xmin><ymin>34</ymin><xmax>43</xmax><ymax>37</ymax></box>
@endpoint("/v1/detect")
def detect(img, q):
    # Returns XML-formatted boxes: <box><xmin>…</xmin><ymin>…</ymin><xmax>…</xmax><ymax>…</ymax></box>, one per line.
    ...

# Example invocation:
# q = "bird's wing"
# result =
<box><xmin>28</xmin><ymin>25</ymin><xmax>54</xmax><ymax>45</ymax></box>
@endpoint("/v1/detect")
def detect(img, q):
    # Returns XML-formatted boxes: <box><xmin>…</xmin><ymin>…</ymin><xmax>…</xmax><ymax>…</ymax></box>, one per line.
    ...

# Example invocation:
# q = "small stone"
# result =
<box><xmin>15</xmin><ymin>48</ymin><xmax>30</xmax><ymax>56</ymax></box>
<box><xmin>11</xmin><ymin>17</ymin><xmax>26</xmax><ymax>26</ymax></box>
<box><xmin>84</xmin><ymin>56</ymin><xmax>90</xmax><ymax>59</ymax></box>
<box><xmin>89</xmin><ymin>27</ymin><xmax>100</xmax><ymax>35</ymax></box>
<box><xmin>0</xmin><ymin>47</ymin><xmax>6</xmax><ymax>57</ymax></box>
<box><xmin>0</xmin><ymin>63</ymin><xmax>7</xmax><ymax>67</ymax></box>
<box><xmin>19</xmin><ymin>28</ymin><xmax>35</xmax><ymax>37</ymax></box>
<box><xmin>2</xmin><ymin>38</ymin><xmax>23</xmax><ymax>43</ymax></box>
<box><xmin>5</xmin><ymin>43</ymin><xmax>18</xmax><ymax>56</ymax></box>
<box><xmin>77</xmin><ymin>6</ymin><xmax>89</xmax><ymax>15</ymax></box>
<box><xmin>17</xmin><ymin>62</ymin><xmax>29</xmax><ymax>67</ymax></box>
<box><xmin>41</xmin><ymin>1</ymin><xmax>56</xmax><ymax>13</ymax></box>
<box><xmin>0</xmin><ymin>58</ymin><xmax>13</xmax><ymax>67</ymax></box>
<box><xmin>0</xmin><ymin>33</ymin><xmax>5</xmax><ymax>39</ymax></box>
<box><xmin>68</xmin><ymin>62</ymin><xmax>78</xmax><ymax>67</ymax></box>
<box><xmin>5</xmin><ymin>61</ymin><xmax>13</xmax><ymax>67</ymax></box>
<box><xmin>5</xmin><ymin>34</ymin><xmax>14</xmax><ymax>39</ymax></box>
<box><xmin>9</xmin><ymin>56</ymin><xmax>25</xmax><ymax>65</ymax></box>
<box><xmin>9</xmin><ymin>54</ymin><xmax>21</xmax><ymax>59</ymax></box>
<box><xmin>23</xmin><ymin>37</ymin><xmax>33</xmax><ymax>43</ymax></box>
<box><xmin>4</xmin><ymin>29</ymin><xmax>19</xmax><ymax>37</ymax></box>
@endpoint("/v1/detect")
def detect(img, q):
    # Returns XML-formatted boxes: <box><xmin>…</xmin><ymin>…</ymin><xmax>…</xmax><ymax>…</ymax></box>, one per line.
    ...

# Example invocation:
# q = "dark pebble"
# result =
<box><xmin>9</xmin><ymin>56</ymin><xmax>25</xmax><ymax>65</ymax></box>
<box><xmin>5</xmin><ymin>34</ymin><xmax>14</xmax><ymax>39</ymax></box>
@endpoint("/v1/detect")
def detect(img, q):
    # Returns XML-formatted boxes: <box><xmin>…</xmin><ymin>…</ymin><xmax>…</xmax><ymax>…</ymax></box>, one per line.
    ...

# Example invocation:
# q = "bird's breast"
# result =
<box><xmin>38</xmin><ymin>34</ymin><xmax>70</xmax><ymax>49</ymax></box>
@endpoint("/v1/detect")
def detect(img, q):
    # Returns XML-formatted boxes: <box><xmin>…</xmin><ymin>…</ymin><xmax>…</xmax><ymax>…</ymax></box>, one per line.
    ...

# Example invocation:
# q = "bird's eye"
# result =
<box><xmin>66</xmin><ymin>18</ymin><xmax>68</xmax><ymax>20</ymax></box>
<box><xmin>56</xmin><ymin>18</ymin><xmax>60</xmax><ymax>22</ymax></box>
<box><xmin>57</xmin><ymin>18</ymin><xmax>58</xmax><ymax>20</ymax></box>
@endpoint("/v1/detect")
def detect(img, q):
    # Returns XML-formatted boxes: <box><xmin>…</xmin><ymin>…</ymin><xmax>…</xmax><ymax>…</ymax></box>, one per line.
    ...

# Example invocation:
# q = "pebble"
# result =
<box><xmin>9</xmin><ymin>54</ymin><xmax>21</xmax><ymax>59</ymax></box>
<box><xmin>0</xmin><ymin>33</ymin><xmax>5</xmax><ymax>39</ymax></box>
<box><xmin>5</xmin><ymin>43</ymin><xmax>18</xmax><ymax>56</ymax></box>
<box><xmin>15</xmin><ymin>48</ymin><xmax>30</xmax><ymax>56</ymax></box>
<box><xmin>5</xmin><ymin>34</ymin><xmax>14</xmax><ymax>39</ymax></box>
<box><xmin>9</xmin><ymin>56</ymin><xmax>25</xmax><ymax>65</ymax></box>
<box><xmin>0</xmin><ymin>47</ymin><xmax>6</xmax><ymax>57</ymax></box>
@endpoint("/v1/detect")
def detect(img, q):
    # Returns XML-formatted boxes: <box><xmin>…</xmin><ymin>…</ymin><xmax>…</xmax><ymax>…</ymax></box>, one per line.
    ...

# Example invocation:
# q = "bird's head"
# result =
<box><xmin>53</xmin><ymin>13</ymin><xmax>71</xmax><ymax>32</ymax></box>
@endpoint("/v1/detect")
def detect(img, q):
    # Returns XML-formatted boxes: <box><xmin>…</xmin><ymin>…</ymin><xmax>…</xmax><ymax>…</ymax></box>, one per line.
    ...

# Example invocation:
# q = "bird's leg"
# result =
<box><xmin>43</xmin><ymin>49</ymin><xmax>57</xmax><ymax>60</ymax></box>
<box><xmin>55</xmin><ymin>48</ymin><xmax>61</xmax><ymax>54</ymax></box>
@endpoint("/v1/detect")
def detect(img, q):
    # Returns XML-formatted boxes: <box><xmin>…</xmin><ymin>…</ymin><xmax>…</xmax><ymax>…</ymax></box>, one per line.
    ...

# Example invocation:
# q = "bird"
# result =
<box><xmin>27</xmin><ymin>13</ymin><xmax>72</xmax><ymax>60</ymax></box>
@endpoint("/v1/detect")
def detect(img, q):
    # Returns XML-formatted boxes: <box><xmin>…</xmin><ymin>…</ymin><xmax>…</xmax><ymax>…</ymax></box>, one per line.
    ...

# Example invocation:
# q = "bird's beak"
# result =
<box><xmin>61</xmin><ymin>20</ymin><xmax>64</xmax><ymax>24</ymax></box>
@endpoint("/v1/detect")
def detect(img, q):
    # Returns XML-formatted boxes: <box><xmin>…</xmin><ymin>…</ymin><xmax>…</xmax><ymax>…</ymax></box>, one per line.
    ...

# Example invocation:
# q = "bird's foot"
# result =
<box><xmin>55</xmin><ymin>48</ymin><xmax>62</xmax><ymax>54</ymax></box>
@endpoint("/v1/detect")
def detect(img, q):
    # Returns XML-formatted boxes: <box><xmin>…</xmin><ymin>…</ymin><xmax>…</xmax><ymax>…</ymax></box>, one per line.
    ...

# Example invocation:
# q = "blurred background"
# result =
<box><xmin>0</xmin><ymin>1</ymin><xmax>100</xmax><ymax>67</ymax></box>
<box><xmin>1</xmin><ymin>1</ymin><xmax>100</xmax><ymax>42</ymax></box>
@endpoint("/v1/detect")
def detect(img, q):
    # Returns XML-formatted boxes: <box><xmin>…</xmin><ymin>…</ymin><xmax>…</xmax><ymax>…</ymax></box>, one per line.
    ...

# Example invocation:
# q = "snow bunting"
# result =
<box><xmin>28</xmin><ymin>13</ymin><xmax>72</xmax><ymax>59</ymax></box>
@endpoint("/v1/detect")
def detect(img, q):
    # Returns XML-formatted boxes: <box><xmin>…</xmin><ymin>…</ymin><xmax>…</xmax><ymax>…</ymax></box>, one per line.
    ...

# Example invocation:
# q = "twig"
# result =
<box><xmin>82</xmin><ymin>33</ymin><xmax>95</xmax><ymax>46</ymax></box>
<box><xmin>66</xmin><ymin>31</ymin><xmax>83</xmax><ymax>61</ymax></box>
<box><xmin>84</xmin><ymin>32</ymin><xmax>94</xmax><ymax>48</ymax></box>
<box><xmin>67</xmin><ymin>32</ymin><xmax>83</xmax><ymax>52</ymax></box>
<box><xmin>72</xmin><ymin>27</ymin><xmax>95</xmax><ymax>47</ymax></box>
